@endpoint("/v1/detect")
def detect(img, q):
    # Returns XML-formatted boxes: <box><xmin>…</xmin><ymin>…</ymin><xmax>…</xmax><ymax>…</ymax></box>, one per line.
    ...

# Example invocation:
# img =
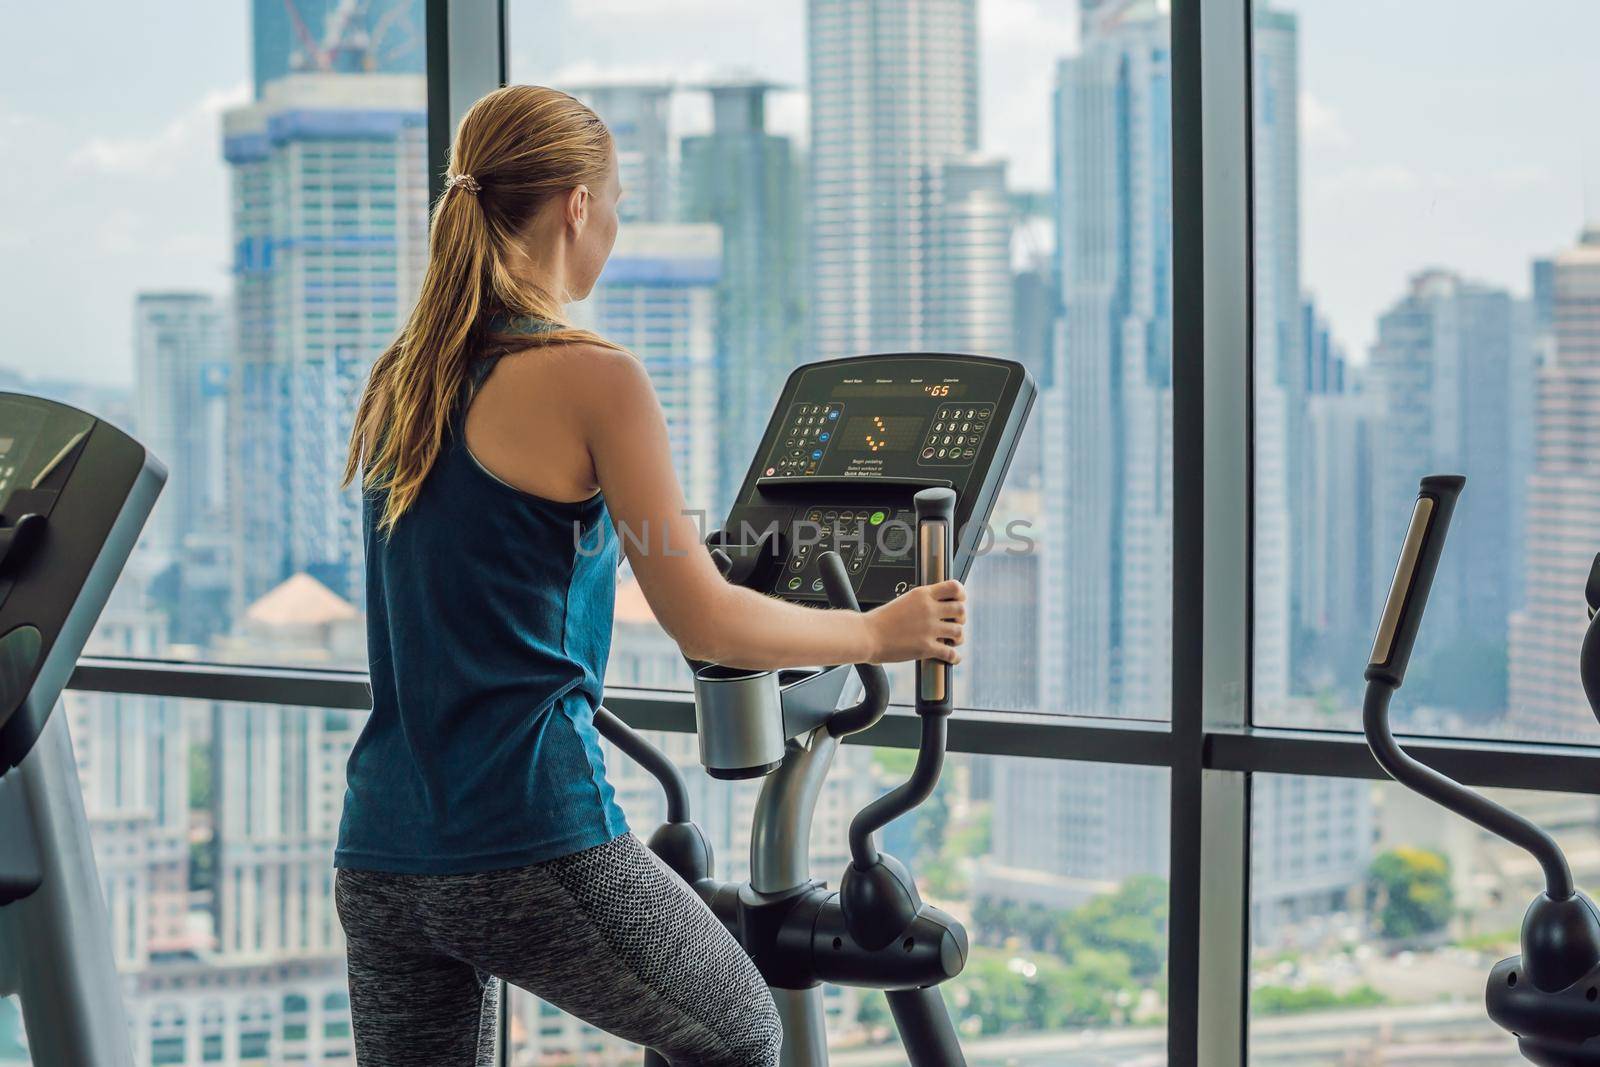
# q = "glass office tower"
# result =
<box><xmin>223</xmin><ymin>73</ymin><xmax>428</xmax><ymax>613</ymax></box>
<box><xmin>806</xmin><ymin>0</ymin><xmax>980</xmax><ymax>360</ymax></box>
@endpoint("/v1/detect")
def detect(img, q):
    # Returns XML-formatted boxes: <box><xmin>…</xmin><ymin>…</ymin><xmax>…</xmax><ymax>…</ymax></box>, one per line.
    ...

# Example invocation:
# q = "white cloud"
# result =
<box><xmin>1300</xmin><ymin>91</ymin><xmax>1352</xmax><ymax>151</ymax></box>
<box><xmin>69</xmin><ymin>82</ymin><xmax>248</xmax><ymax>178</ymax></box>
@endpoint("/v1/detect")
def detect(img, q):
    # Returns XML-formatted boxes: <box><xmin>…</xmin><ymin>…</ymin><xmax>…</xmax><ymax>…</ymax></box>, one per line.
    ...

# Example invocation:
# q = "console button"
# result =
<box><xmin>869</xmin><ymin>510</ymin><xmax>886</xmax><ymax>526</ymax></box>
<box><xmin>787</xmin><ymin>577</ymin><xmax>803</xmax><ymax>591</ymax></box>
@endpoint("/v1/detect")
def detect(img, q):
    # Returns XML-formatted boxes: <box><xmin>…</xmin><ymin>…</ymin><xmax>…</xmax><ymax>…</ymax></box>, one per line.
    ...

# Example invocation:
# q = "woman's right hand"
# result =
<box><xmin>862</xmin><ymin>580</ymin><xmax>967</xmax><ymax>664</ymax></box>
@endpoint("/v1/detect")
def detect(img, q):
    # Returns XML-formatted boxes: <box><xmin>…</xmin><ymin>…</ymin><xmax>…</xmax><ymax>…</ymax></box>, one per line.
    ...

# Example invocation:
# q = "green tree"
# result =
<box><xmin>954</xmin><ymin>949</ymin><xmax>1137</xmax><ymax>1035</ymax></box>
<box><xmin>1252</xmin><ymin>983</ymin><xmax>1386</xmax><ymax>1016</ymax></box>
<box><xmin>855</xmin><ymin>991</ymin><xmax>891</xmax><ymax>1040</ymax></box>
<box><xmin>1368</xmin><ymin>847</ymin><xmax>1454</xmax><ymax>940</ymax></box>
<box><xmin>1059</xmin><ymin>876</ymin><xmax>1169</xmax><ymax>981</ymax></box>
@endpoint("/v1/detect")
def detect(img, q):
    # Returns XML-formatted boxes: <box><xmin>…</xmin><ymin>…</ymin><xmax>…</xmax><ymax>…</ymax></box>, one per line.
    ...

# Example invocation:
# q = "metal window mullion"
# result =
<box><xmin>427</xmin><ymin>0</ymin><xmax>508</xmax><ymax>208</ymax></box>
<box><xmin>1170</xmin><ymin>0</ymin><xmax>1255</xmax><ymax>1063</ymax></box>
<box><xmin>422</xmin><ymin>3</ymin><xmax>511</xmax><ymax>1059</ymax></box>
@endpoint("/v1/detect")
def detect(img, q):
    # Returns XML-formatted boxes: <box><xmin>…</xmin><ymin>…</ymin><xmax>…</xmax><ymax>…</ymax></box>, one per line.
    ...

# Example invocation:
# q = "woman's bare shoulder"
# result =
<box><xmin>493</xmin><ymin>341</ymin><xmax>651</xmax><ymax>408</ymax></box>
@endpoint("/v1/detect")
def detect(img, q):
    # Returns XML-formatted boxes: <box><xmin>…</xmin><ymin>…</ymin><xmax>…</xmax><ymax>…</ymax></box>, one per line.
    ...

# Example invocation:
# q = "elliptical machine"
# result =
<box><xmin>1365</xmin><ymin>475</ymin><xmax>1600</xmax><ymax>1065</ymax></box>
<box><xmin>0</xmin><ymin>393</ymin><xmax>167</xmax><ymax>1066</ymax></box>
<box><xmin>593</xmin><ymin>352</ymin><xmax>1036</xmax><ymax>1066</ymax></box>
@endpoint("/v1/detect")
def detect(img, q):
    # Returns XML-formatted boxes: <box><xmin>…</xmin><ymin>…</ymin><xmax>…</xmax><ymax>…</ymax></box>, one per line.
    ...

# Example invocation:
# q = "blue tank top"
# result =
<box><xmin>335</xmin><ymin>344</ymin><xmax>628</xmax><ymax>874</ymax></box>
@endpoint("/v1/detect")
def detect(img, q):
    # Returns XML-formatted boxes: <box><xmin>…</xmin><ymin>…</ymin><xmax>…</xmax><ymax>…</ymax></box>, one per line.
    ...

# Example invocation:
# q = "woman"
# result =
<box><xmin>334</xmin><ymin>85</ymin><xmax>966</xmax><ymax>1066</ymax></box>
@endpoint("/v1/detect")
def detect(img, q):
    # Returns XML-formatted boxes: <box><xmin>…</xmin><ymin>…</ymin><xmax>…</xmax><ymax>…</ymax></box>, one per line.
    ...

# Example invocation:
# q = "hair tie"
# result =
<box><xmin>445</xmin><ymin>173</ymin><xmax>481</xmax><ymax>195</ymax></box>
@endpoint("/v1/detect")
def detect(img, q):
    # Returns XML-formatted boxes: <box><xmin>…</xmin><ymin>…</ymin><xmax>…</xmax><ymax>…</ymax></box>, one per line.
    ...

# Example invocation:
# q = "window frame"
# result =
<box><xmin>57</xmin><ymin>0</ymin><xmax>1600</xmax><ymax>1063</ymax></box>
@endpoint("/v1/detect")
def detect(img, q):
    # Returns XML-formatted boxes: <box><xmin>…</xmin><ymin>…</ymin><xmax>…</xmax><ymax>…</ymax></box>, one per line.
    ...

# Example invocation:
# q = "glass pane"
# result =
<box><xmin>0</xmin><ymin>1</ymin><xmax>428</xmax><ymax>670</ymax></box>
<box><xmin>512</xmin><ymin>0</ymin><xmax>1173</xmax><ymax>718</ymax></box>
<box><xmin>1248</xmin><ymin>774</ymin><xmax>1590</xmax><ymax>1064</ymax></box>
<box><xmin>3</xmin><ymin>694</ymin><xmax>360</xmax><ymax>1065</ymax></box>
<box><xmin>1253</xmin><ymin>0</ymin><xmax>1600</xmax><ymax>740</ymax></box>
<box><xmin>509</xmin><ymin>739</ymin><xmax>1170</xmax><ymax>1063</ymax></box>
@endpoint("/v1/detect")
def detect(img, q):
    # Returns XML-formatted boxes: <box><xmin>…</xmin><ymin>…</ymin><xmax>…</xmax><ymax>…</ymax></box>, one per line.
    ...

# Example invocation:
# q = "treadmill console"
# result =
<box><xmin>0</xmin><ymin>394</ymin><xmax>165</xmax><ymax>773</ymax></box>
<box><xmin>717</xmin><ymin>354</ymin><xmax>1035</xmax><ymax>609</ymax></box>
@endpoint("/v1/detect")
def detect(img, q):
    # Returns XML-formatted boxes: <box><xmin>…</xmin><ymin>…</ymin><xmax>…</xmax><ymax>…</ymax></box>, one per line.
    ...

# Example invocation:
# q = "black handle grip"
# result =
<box><xmin>914</xmin><ymin>488</ymin><xmax>957</xmax><ymax>716</ymax></box>
<box><xmin>818</xmin><ymin>551</ymin><xmax>891</xmax><ymax>738</ymax></box>
<box><xmin>1365</xmin><ymin>474</ymin><xmax>1464</xmax><ymax>688</ymax></box>
<box><xmin>818</xmin><ymin>550</ymin><xmax>861</xmax><ymax>612</ymax></box>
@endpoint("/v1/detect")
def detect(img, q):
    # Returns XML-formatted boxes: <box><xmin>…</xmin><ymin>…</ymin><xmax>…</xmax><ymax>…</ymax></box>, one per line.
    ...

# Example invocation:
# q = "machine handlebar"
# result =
<box><xmin>817</xmin><ymin>552</ymin><xmax>891</xmax><ymax>738</ymax></box>
<box><xmin>1365</xmin><ymin>474</ymin><xmax>1464</xmax><ymax>688</ymax></box>
<box><xmin>1363</xmin><ymin>475</ymin><xmax>1576</xmax><ymax>904</ymax></box>
<box><xmin>914</xmin><ymin>487</ymin><xmax>956</xmax><ymax>716</ymax></box>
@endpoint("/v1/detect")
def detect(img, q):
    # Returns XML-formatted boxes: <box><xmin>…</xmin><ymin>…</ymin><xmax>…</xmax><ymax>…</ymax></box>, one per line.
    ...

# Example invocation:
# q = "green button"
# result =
<box><xmin>787</xmin><ymin>577</ymin><xmax>803</xmax><ymax>590</ymax></box>
<box><xmin>869</xmin><ymin>510</ymin><xmax>886</xmax><ymax>526</ymax></box>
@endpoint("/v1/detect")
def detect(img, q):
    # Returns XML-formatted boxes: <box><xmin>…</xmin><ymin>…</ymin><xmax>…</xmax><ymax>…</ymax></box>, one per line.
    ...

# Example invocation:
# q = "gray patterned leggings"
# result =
<box><xmin>334</xmin><ymin>833</ymin><xmax>781</xmax><ymax>1066</ymax></box>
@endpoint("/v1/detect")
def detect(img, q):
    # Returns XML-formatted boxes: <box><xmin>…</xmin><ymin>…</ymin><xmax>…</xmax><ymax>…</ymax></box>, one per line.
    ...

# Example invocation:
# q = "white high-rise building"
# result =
<box><xmin>1511</xmin><ymin>228</ymin><xmax>1600</xmax><ymax>740</ymax></box>
<box><xmin>807</xmin><ymin>0</ymin><xmax>980</xmax><ymax>360</ymax></box>
<box><xmin>1043</xmin><ymin>0</ymin><xmax>1172</xmax><ymax>722</ymax></box>
<box><xmin>1252</xmin><ymin>4</ymin><xmax>1301</xmax><ymax>711</ymax></box>
<box><xmin>210</xmin><ymin>575</ymin><xmax>363</xmax><ymax>962</ymax></box>
<box><xmin>930</xmin><ymin>156</ymin><xmax>1014</xmax><ymax>359</ymax></box>
<box><xmin>222</xmin><ymin>73</ymin><xmax>428</xmax><ymax>612</ymax></box>
<box><xmin>133</xmin><ymin>293</ymin><xmax>229</xmax><ymax>568</ymax></box>
<box><xmin>1368</xmin><ymin>271</ymin><xmax>1533</xmax><ymax>726</ymax></box>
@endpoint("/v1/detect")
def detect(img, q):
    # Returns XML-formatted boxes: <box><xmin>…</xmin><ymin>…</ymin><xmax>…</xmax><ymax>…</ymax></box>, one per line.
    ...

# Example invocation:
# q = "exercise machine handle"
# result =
<box><xmin>914</xmin><ymin>487</ymin><xmax>956</xmax><ymax>716</ymax></box>
<box><xmin>1363</xmin><ymin>475</ymin><xmax>1575</xmax><ymax>902</ymax></box>
<box><xmin>1365</xmin><ymin>474</ymin><xmax>1463</xmax><ymax>688</ymax></box>
<box><xmin>1581</xmin><ymin>554</ymin><xmax>1600</xmax><ymax>726</ymax></box>
<box><xmin>816</xmin><ymin>551</ymin><xmax>890</xmax><ymax>738</ymax></box>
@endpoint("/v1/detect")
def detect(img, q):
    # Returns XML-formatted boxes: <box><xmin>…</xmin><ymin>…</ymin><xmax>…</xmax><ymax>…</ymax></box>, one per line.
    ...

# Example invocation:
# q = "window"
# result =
<box><xmin>0</xmin><ymin>694</ymin><xmax>362</xmax><ymax>1066</ymax></box>
<box><xmin>0</xmin><ymin>0</ymin><xmax>427</xmax><ymax>673</ymax></box>
<box><xmin>508</xmin><ymin>741</ymin><xmax>1170</xmax><ymax>1061</ymax></box>
<box><xmin>1252</xmin><ymin>0</ymin><xmax>1600</xmax><ymax>742</ymax></box>
<box><xmin>1248</xmin><ymin>775</ymin><xmax>1593</xmax><ymax>1062</ymax></box>
<box><xmin>511</xmin><ymin>0</ymin><xmax>1172</xmax><ymax>719</ymax></box>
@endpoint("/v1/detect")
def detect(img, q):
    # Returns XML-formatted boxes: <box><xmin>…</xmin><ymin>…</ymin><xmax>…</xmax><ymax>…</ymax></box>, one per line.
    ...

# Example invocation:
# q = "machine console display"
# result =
<box><xmin>721</xmin><ymin>354</ymin><xmax>1034</xmax><ymax>609</ymax></box>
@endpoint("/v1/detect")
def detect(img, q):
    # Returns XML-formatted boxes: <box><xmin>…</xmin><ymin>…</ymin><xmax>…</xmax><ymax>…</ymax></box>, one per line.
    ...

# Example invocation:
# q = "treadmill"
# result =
<box><xmin>0</xmin><ymin>393</ymin><xmax>166</xmax><ymax>1066</ymax></box>
<box><xmin>593</xmin><ymin>352</ymin><xmax>1035</xmax><ymax>1067</ymax></box>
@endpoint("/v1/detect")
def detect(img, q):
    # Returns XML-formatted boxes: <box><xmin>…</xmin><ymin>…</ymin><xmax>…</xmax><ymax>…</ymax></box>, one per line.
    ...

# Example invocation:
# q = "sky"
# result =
<box><xmin>1</xmin><ymin>0</ymin><xmax>1596</xmax><ymax>387</ymax></box>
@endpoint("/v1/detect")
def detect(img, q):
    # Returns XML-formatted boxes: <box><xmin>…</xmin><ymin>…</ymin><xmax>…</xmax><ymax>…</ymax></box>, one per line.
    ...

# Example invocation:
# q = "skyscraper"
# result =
<box><xmin>1299</xmin><ymin>382</ymin><xmax>1379</xmax><ymax>692</ymax></box>
<box><xmin>134</xmin><ymin>292</ymin><xmax>233</xmax><ymax>647</ymax></box>
<box><xmin>252</xmin><ymin>0</ymin><xmax>425</xmax><ymax>98</ymax></box>
<box><xmin>679</xmin><ymin>83</ymin><xmax>805</xmax><ymax>516</ymax></box>
<box><xmin>222</xmin><ymin>72</ymin><xmax>428</xmax><ymax>610</ymax></box>
<box><xmin>806</xmin><ymin>0</ymin><xmax>980</xmax><ymax>360</ymax></box>
<box><xmin>1044</xmin><ymin>0</ymin><xmax>1171</xmax><ymax>720</ymax></box>
<box><xmin>134</xmin><ymin>293</ymin><xmax>229</xmax><ymax>566</ymax></box>
<box><xmin>981</xmin><ymin>0</ymin><xmax>1178</xmax><ymax>906</ymax></box>
<box><xmin>1511</xmin><ymin>228</ymin><xmax>1600</xmax><ymax>739</ymax></box>
<box><xmin>568</xmin><ymin>84</ymin><xmax>676</xmax><ymax>225</ymax></box>
<box><xmin>1369</xmin><ymin>270</ymin><xmax>1533</xmax><ymax>720</ymax></box>
<box><xmin>929</xmin><ymin>156</ymin><xmax>1014</xmax><ymax>359</ymax></box>
<box><xmin>1252</xmin><ymin>4</ymin><xmax>1301</xmax><ymax>710</ymax></box>
<box><xmin>574</xmin><ymin>224</ymin><xmax>722</xmax><ymax>516</ymax></box>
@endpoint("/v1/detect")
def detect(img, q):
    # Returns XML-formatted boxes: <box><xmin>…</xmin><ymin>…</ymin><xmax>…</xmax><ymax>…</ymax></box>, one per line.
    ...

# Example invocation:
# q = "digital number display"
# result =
<box><xmin>835</xmin><ymin>414</ymin><xmax>924</xmax><ymax>454</ymax></box>
<box><xmin>833</xmin><ymin>382</ymin><xmax>970</xmax><ymax>400</ymax></box>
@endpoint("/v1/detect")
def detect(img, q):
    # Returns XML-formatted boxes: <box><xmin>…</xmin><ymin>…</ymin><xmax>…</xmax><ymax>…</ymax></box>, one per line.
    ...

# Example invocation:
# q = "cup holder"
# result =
<box><xmin>692</xmin><ymin>666</ymin><xmax>787</xmax><ymax>780</ymax></box>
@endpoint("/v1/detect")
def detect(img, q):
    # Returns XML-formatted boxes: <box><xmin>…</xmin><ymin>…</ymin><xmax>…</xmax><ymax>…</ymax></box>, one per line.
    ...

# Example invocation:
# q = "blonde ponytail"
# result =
<box><xmin>344</xmin><ymin>85</ymin><xmax>625</xmax><ymax>533</ymax></box>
